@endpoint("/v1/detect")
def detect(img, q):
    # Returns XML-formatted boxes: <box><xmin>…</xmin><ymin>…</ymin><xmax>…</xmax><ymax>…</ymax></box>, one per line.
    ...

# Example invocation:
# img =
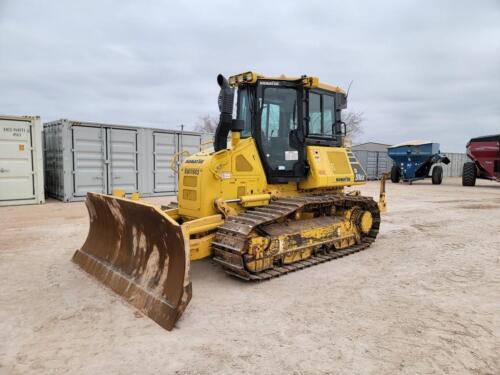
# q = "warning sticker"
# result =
<box><xmin>284</xmin><ymin>150</ymin><xmax>298</xmax><ymax>161</ymax></box>
<box><xmin>19</xmin><ymin>144</ymin><xmax>25</xmax><ymax>151</ymax></box>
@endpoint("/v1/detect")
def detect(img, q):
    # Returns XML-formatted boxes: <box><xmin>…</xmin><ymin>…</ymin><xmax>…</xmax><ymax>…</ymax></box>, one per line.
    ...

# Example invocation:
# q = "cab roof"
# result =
<box><xmin>228</xmin><ymin>71</ymin><xmax>345</xmax><ymax>94</ymax></box>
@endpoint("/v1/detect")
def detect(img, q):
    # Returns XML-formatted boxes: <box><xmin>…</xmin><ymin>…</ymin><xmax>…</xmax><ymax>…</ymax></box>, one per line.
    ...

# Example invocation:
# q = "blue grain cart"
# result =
<box><xmin>388</xmin><ymin>140</ymin><xmax>450</xmax><ymax>184</ymax></box>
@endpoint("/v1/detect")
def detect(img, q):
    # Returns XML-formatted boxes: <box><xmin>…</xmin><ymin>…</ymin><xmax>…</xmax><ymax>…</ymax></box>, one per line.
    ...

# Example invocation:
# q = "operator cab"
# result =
<box><xmin>217</xmin><ymin>72</ymin><xmax>348</xmax><ymax>184</ymax></box>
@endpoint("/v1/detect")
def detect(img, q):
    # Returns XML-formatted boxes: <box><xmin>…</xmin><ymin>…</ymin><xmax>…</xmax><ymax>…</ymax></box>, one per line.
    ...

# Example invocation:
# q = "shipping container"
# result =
<box><xmin>43</xmin><ymin>120</ymin><xmax>203</xmax><ymax>201</ymax></box>
<box><xmin>353</xmin><ymin>150</ymin><xmax>392</xmax><ymax>180</ymax></box>
<box><xmin>0</xmin><ymin>115</ymin><xmax>45</xmax><ymax>206</ymax></box>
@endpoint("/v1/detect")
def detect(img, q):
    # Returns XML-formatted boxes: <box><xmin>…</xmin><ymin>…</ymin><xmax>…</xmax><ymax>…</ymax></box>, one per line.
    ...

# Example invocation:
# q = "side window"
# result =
<box><xmin>309</xmin><ymin>93</ymin><xmax>321</xmax><ymax>135</ymax></box>
<box><xmin>237</xmin><ymin>89</ymin><xmax>252</xmax><ymax>138</ymax></box>
<box><xmin>308</xmin><ymin>92</ymin><xmax>335</xmax><ymax>137</ymax></box>
<box><xmin>323</xmin><ymin>95</ymin><xmax>334</xmax><ymax>135</ymax></box>
<box><xmin>261</xmin><ymin>103</ymin><xmax>280</xmax><ymax>141</ymax></box>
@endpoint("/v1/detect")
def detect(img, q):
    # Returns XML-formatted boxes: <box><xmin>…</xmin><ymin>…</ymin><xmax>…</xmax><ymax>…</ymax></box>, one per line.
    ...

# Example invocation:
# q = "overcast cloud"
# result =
<box><xmin>1</xmin><ymin>1</ymin><xmax>499</xmax><ymax>151</ymax></box>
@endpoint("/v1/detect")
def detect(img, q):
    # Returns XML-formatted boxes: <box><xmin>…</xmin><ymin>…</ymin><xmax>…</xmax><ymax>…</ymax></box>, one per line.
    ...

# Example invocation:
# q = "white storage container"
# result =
<box><xmin>0</xmin><ymin>115</ymin><xmax>45</xmax><ymax>206</ymax></box>
<box><xmin>43</xmin><ymin>120</ymin><xmax>203</xmax><ymax>201</ymax></box>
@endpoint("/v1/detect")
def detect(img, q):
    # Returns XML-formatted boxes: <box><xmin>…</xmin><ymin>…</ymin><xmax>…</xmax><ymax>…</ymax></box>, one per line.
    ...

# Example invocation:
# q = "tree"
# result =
<box><xmin>195</xmin><ymin>115</ymin><xmax>218</xmax><ymax>133</ymax></box>
<box><xmin>194</xmin><ymin>111</ymin><xmax>364</xmax><ymax>141</ymax></box>
<box><xmin>343</xmin><ymin>111</ymin><xmax>364</xmax><ymax>142</ymax></box>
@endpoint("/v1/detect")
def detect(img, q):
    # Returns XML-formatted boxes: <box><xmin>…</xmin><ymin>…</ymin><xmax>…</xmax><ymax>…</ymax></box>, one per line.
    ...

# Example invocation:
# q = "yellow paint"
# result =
<box><xmin>189</xmin><ymin>233</ymin><xmax>215</xmax><ymax>260</ymax></box>
<box><xmin>239</xmin><ymin>194</ymin><xmax>270</xmax><ymax>207</ymax></box>
<box><xmin>112</xmin><ymin>189</ymin><xmax>125</xmax><ymax>198</ymax></box>
<box><xmin>360</xmin><ymin>211</ymin><xmax>373</xmax><ymax>234</ymax></box>
<box><xmin>178</xmin><ymin>137</ymin><xmax>268</xmax><ymax>219</ymax></box>
<box><xmin>378</xmin><ymin>172</ymin><xmax>390</xmax><ymax>213</ymax></box>
<box><xmin>299</xmin><ymin>146</ymin><xmax>355</xmax><ymax>189</ymax></box>
<box><xmin>228</xmin><ymin>71</ymin><xmax>345</xmax><ymax>94</ymax></box>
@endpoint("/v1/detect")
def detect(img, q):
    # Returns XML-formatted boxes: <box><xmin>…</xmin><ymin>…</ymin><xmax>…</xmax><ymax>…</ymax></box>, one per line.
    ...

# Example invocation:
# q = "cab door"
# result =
<box><xmin>255</xmin><ymin>81</ymin><xmax>305</xmax><ymax>183</ymax></box>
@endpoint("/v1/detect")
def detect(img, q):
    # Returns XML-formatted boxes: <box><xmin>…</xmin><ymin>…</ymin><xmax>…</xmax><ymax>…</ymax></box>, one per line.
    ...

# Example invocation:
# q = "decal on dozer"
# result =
<box><xmin>73</xmin><ymin>193</ymin><xmax>192</xmax><ymax>330</ymax></box>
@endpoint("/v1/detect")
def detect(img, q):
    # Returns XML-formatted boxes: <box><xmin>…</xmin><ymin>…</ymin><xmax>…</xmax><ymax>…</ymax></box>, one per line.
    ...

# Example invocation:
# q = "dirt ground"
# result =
<box><xmin>0</xmin><ymin>178</ymin><xmax>499</xmax><ymax>375</ymax></box>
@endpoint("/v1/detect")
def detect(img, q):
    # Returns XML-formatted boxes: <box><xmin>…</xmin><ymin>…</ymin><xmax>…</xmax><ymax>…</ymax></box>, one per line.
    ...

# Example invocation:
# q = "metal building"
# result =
<box><xmin>43</xmin><ymin>120</ymin><xmax>204</xmax><ymax>201</ymax></box>
<box><xmin>352</xmin><ymin>142</ymin><xmax>392</xmax><ymax>180</ymax></box>
<box><xmin>440</xmin><ymin>152</ymin><xmax>469</xmax><ymax>177</ymax></box>
<box><xmin>0</xmin><ymin>115</ymin><xmax>45</xmax><ymax>206</ymax></box>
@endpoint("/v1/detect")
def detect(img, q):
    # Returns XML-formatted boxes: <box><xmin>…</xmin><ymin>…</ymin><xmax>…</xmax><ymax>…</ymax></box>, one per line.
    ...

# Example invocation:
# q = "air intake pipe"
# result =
<box><xmin>214</xmin><ymin>74</ymin><xmax>244</xmax><ymax>151</ymax></box>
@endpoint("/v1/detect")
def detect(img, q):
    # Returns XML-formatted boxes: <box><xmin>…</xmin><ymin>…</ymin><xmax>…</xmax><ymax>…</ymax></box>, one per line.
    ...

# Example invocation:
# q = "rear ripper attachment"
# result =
<box><xmin>72</xmin><ymin>193</ymin><xmax>192</xmax><ymax>331</ymax></box>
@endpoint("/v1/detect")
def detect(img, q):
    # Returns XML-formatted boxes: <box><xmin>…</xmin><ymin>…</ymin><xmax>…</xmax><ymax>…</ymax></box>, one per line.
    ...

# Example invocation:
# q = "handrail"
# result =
<box><xmin>170</xmin><ymin>150</ymin><xmax>191</xmax><ymax>173</ymax></box>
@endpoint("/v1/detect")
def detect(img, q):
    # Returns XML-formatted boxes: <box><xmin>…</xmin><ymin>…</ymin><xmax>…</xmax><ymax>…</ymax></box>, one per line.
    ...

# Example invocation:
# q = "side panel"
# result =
<box><xmin>178</xmin><ymin>138</ymin><xmax>267</xmax><ymax>219</ymax></box>
<box><xmin>299</xmin><ymin>146</ymin><xmax>356</xmax><ymax>189</ymax></box>
<box><xmin>153</xmin><ymin>132</ymin><xmax>176</xmax><ymax>193</ymax></box>
<box><xmin>0</xmin><ymin>116</ymin><xmax>44</xmax><ymax>206</ymax></box>
<box><xmin>0</xmin><ymin>119</ymin><xmax>35</xmax><ymax>200</ymax></box>
<box><xmin>468</xmin><ymin>140</ymin><xmax>500</xmax><ymax>178</ymax></box>
<box><xmin>108</xmin><ymin>128</ymin><xmax>138</xmax><ymax>193</ymax></box>
<box><xmin>72</xmin><ymin>126</ymin><xmax>107</xmax><ymax>196</ymax></box>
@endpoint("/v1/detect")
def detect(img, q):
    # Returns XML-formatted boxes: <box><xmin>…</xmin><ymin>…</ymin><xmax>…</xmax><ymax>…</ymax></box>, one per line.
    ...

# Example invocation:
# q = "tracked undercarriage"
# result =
<box><xmin>213</xmin><ymin>194</ymin><xmax>380</xmax><ymax>280</ymax></box>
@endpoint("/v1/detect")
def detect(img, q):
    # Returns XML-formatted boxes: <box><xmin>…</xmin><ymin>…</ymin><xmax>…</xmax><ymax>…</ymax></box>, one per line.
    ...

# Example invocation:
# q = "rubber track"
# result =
<box><xmin>212</xmin><ymin>195</ymin><xmax>380</xmax><ymax>281</ymax></box>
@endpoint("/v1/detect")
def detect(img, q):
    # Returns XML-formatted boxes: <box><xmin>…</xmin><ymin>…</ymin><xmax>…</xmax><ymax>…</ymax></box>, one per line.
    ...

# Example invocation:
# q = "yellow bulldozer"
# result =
<box><xmin>73</xmin><ymin>72</ymin><xmax>387</xmax><ymax>330</ymax></box>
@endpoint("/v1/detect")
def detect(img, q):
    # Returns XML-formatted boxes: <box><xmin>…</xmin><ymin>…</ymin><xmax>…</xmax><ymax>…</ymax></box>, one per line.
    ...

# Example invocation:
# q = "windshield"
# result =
<box><xmin>259</xmin><ymin>87</ymin><xmax>299</xmax><ymax>172</ymax></box>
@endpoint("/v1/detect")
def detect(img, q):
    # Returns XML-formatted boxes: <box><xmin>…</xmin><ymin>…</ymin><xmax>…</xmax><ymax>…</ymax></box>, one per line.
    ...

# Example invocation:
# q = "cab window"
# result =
<box><xmin>308</xmin><ymin>92</ymin><xmax>335</xmax><ymax>137</ymax></box>
<box><xmin>237</xmin><ymin>88</ymin><xmax>252</xmax><ymax>137</ymax></box>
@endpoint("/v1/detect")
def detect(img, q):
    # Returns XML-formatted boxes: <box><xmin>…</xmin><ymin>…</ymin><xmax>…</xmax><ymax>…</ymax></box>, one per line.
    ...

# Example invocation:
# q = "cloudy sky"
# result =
<box><xmin>1</xmin><ymin>1</ymin><xmax>499</xmax><ymax>151</ymax></box>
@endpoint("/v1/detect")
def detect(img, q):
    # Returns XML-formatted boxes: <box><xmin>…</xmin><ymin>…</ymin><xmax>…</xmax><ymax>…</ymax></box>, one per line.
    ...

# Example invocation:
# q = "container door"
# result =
<box><xmin>178</xmin><ymin>133</ymin><xmax>201</xmax><ymax>161</ymax></box>
<box><xmin>107</xmin><ymin>128</ymin><xmax>138</xmax><ymax>194</ymax></box>
<box><xmin>0</xmin><ymin>119</ymin><xmax>35</xmax><ymax>201</ymax></box>
<box><xmin>366</xmin><ymin>151</ymin><xmax>378</xmax><ymax>180</ymax></box>
<box><xmin>72</xmin><ymin>126</ymin><xmax>107</xmax><ymax>196</ymax></box>
<box><xmin>153</xmin><ymin>132</ymin><xmax>176</xmax><ymax>192</ymax></box>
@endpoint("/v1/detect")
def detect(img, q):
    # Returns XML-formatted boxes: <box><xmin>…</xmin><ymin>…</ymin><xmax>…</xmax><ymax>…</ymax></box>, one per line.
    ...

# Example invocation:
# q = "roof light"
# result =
<box><xmin>244</xmin><ymin>72</ymin><xmax>253</xmax><ymax>81</ymax></box>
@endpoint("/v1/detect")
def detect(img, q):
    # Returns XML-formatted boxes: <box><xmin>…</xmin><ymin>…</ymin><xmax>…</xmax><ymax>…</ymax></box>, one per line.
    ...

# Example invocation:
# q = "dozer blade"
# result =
<box><xmin>72</xmin><ymin>193</ymin><xmax>191</xmax><ymax>331</ymax></box>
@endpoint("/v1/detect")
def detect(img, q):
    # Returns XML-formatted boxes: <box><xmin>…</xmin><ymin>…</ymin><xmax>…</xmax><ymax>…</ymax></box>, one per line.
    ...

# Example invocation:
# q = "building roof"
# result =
<box><xmin>351</xmin><ymin>142</ymin><xmax>391</xmax><ymax>152</ymax></box>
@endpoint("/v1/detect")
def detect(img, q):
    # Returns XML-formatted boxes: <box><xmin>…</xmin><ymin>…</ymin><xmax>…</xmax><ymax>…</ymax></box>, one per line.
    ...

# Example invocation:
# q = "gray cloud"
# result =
<box><xmin>1</xmin><ymin>0</ymin><xmax>499</xmax><ymax>151</ymax></box>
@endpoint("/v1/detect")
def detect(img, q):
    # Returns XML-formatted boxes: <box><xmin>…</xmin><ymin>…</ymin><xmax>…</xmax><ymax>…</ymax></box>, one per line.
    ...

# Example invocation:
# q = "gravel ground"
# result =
<box><xmin>0</xmin><ymin>178</ymin><xmax>499</xmax><ymax>375</ymax></box>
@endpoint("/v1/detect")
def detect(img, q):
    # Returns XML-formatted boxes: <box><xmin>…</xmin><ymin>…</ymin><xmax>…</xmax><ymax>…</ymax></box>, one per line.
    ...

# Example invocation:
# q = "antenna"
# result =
<box><xmin>346</xmin><ymin>80</ymin><xmax>354</xmax><ymax>99</ymax></box>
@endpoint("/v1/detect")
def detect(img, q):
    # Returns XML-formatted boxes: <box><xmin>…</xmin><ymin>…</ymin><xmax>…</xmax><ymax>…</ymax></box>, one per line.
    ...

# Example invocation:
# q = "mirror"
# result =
<box><xmin>332</xmin><ymin>121</ymin><xmax>346</xmax><ymax>137</ymax></box>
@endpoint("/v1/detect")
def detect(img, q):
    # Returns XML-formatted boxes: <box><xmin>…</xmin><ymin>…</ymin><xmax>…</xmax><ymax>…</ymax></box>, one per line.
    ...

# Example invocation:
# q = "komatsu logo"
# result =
<box><xmin>260</xmin><ymin>81</ymin><xmax>280</xmax><ymax>86</ymax></box>
<box><xmin>336</xmin><ymin>177</ymin><xmax>351</xmax><ymax>182</ymax></box>
<box><xmin>185</xmin><ymin>159</ymin><xmax>204</xmax><ymax>164</ymax></box>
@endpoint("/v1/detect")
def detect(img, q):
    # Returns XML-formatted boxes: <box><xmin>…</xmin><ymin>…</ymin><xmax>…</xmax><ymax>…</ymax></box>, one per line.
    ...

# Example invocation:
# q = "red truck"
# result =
<box><xmin>462</xmin><ymin>134</ymin><xmax>500</xmax><ymax>186</ymax></box>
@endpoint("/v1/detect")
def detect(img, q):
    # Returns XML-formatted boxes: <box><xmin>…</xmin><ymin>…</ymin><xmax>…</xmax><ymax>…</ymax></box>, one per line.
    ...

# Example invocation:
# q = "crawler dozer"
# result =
<box><xmin>73</xmin><ymin>72</ymin><xmax>387</xmax><ymax>330</ymax></box>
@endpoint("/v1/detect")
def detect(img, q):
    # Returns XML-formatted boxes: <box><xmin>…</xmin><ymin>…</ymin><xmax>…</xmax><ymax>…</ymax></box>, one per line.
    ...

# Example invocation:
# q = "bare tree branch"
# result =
<box><xmin>343</xmin><ymin>111</ymin><xmax>364</xmax><ymax>142</ymax></box>
<box><xmin>194</xmin><ymin>115</ymin><xmax>218</xmax><ymax>134</ymax></box>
